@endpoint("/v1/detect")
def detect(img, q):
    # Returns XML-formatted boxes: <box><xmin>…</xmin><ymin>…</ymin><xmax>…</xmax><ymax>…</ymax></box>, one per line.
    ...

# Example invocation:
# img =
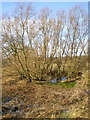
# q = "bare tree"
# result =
<box><xmin>1</xmin><ymin>4</ymin><xmax>88</xmax><ymax>82</ymax></box>
<box><xmin>2</xmin><ymin>3</ymin><xmax>36</xmax><ymax>82</ymax></box>
<box><xmin>65</xmin><ymin>6</ymin><xmax>88</xmax><ymax>76</ymax></box>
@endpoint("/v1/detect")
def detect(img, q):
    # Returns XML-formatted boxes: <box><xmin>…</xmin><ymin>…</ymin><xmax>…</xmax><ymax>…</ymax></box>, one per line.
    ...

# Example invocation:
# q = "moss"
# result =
<box><xmin>48</xmin><ymin>81</ymin><xmax>76</xmax><ymax>88</ymax></box>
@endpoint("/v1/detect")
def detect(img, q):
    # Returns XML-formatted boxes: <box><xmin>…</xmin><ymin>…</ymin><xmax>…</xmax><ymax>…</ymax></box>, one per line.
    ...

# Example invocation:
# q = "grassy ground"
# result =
<box><xmin>46</xmin><ymin>81</ymin><xmax>76</xmax><ymax>88</ymax></box>
<box><xmin>2</xmin><ymin>66</ymin><xmax>89</xmax><ymax>119</ymax></box>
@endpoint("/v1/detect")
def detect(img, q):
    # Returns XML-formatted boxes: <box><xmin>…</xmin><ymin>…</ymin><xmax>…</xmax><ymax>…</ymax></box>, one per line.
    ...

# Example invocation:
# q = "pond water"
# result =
<box><xmin>51</xmin><ymin>77</ymin><xmax>67</xmax><ymax>83</ymax></box>
<box><xmin>61</xmin><ymin>77</ymin><xmax>67</xmax><ymax>81</ymax></box>
<box><xmin>51</xmin><ymin>79</ymin><xmax>57</xmax><ymax>82</ymax></box>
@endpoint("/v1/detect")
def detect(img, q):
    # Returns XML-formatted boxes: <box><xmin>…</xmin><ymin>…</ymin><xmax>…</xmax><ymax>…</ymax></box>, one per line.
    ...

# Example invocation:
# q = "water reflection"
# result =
<box><xmin>51</xmin><ymin>77</ymin><xmax>67</xmax><ymax>83</ymax></box>
<box><xmin>51</xmin><ymin>79</ymin><xmax>57</xmax><ymax>82</ymax></box>
<box><xmin>61</xmin><ymin>77</ymin><xmax>67</xmax><ymax>81</ymax></box>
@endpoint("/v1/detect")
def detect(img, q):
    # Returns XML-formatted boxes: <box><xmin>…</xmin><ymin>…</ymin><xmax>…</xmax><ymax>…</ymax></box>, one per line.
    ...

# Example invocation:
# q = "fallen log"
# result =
<box><xmin>61</xmin><ymin>76</ymin><xmax>81</xmax><ymax>83</ymax></box>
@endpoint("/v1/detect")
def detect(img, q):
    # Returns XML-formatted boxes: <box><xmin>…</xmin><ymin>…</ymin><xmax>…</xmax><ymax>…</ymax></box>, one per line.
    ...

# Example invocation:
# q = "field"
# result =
<box><xmin>2</xmin><ymin>65</ymin><xmax>89</xmax><ymax>119</ymax></box>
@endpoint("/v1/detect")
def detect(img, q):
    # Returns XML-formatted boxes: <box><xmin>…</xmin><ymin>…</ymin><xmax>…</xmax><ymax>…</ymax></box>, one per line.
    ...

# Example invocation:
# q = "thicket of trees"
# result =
<box><xmin>1</xmin><ymin>3</ymin><xmax>88</xmax><ymax>82</ymax></box>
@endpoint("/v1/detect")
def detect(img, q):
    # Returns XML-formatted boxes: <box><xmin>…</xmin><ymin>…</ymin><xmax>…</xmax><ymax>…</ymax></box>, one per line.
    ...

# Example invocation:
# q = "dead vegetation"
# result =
<box><xmin>1</xmin><ymin>3</ymin><xmax>89</xmax><ymax>119</ymax></box>
<box><xmin>1</xmin><ymin>3</ymin><xmax>88</xmax><ymax>82</ymax></box>
<box><xmin>2</xmin><ymin>65</ymin><xmax>89</xmax><ymax>119</ymax></box>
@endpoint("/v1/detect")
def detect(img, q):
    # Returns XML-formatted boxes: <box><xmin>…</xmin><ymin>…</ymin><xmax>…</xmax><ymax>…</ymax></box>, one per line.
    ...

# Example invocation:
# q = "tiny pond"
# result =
<box><xmin>36</xmin><ymin>77</ymin><xmax>76</xmax><ymax>88</ymax></box>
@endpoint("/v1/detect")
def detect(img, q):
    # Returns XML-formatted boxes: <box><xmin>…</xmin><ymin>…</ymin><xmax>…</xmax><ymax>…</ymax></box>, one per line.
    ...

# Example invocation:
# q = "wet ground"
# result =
<box><xmin>2</xmin><ymin>67</ymin><xmax>88</xmax><ymax>118</ymax></box>
<box><xmin>2</xmin><ymin>78</ymin><xmax>88</xmax><ymax>118</ymax></box>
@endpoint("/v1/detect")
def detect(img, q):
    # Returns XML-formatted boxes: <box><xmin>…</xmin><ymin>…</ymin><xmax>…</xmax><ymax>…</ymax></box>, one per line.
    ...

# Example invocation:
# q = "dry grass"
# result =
<box><xmin>2</xmin><ymin>65</ymin><xmax>89</xmax><ymax>118</ymax></box>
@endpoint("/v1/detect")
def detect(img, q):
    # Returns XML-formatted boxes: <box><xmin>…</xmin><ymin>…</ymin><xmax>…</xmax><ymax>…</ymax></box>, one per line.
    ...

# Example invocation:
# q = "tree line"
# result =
<box><xmin>1</xmin><ymin>3</ymin><xmax>88</xmax><ymax>82</ymax></box>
